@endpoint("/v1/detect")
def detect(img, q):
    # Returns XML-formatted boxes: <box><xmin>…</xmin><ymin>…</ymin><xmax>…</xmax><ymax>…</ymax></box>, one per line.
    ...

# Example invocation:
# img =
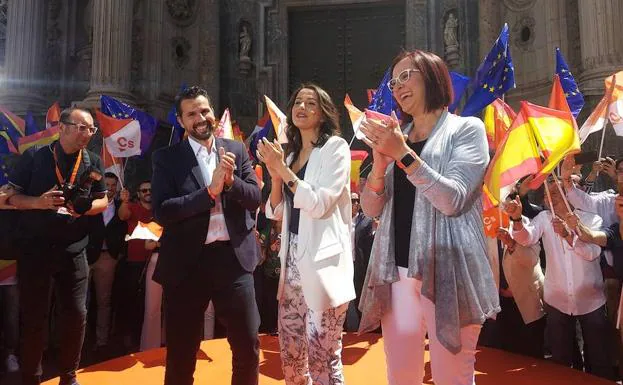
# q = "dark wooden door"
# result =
<box><xmin>288</xmin><ymin>2</ymin><xmax>405</xmax><ymax>147</ymax></box>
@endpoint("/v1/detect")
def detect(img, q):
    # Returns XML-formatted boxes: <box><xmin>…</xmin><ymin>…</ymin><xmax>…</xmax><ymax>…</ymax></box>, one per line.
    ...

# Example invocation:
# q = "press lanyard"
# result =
<box><xmin>53</xmin><ymin>145</ymin><xmax>82</xmax><ymax>186</ymax></box>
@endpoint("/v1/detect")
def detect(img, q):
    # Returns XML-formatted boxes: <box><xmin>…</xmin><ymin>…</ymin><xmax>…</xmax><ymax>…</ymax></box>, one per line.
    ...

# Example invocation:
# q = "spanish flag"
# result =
<box><xmin>350</xmin><ymin>150</ymin><xmax>368</xmax><ymax>193</ymax></box>
<box><xmin>483</xmin><ymin>98</ymin><xmax>516</xmax><ymax>151</ymax></box>
<box><xmin>524</xmin><ymin>101</ymin><xmax>579</xmax><ymax>187</ymax></box>
<box><xmin>17</xmin><ymin>125</ymin><xmax>60</xmax><ymax>153</ymax></box>
<box><xmin>344</xmin><ymin>94</ymin><xmax>365</xmax><ymax>140</ymax></box>
<box><xmin>483</xmin><ymin>103</ymin><xmax>541</xmax><ymax>208</ymax></box>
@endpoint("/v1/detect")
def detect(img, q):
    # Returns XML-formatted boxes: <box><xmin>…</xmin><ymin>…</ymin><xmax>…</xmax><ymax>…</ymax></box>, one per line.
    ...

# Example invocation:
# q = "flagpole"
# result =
<box><xmin>168</xmin><ymin>126</ymin><xmax>175</xmax><ymax>146</ymax></box>
<box><xmin>543</xmin><ymin>180</ymin><xmax>565</xmax><ymax>249</ymax></box>
<box><xmin>103</xmin><ymin>137</ymin><xmax>124</xmax><ymax>190</ymax></box>
<box><xmin>349</xmin><ymin>134</ymin><xmax>357</xmax><ymax>148</ymax></box>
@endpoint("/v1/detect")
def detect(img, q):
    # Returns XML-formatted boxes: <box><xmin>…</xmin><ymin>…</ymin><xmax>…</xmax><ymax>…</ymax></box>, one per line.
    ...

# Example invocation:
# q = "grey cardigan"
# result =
<box><xmin>358</xmin><ymin>110</ymin><xmax>500</xmax><ymax>354</ymax></box>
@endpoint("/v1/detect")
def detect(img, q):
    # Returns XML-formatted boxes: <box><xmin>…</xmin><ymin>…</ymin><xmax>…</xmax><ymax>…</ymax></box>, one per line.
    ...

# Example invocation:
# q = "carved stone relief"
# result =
<box><xmin>131</xmin><ymin>0</ymin><xmax>144</xmax><ymax>96</ymax></box>
<box><xmin>512</xmin><ymin>15</ymin><xmax>535</xmax><ymax>51</ymax></box>
<box><xmin>171</xmin><ymin>36</ymin><xmax>190</xmax><ymax>69</ymax></box>
<box><xmin>502</xmin><ymin>0</ymin><xmax>536</xmax><ymax>12</ymax></box>
<box><xmin>165</xmin><ymin>0</ymin><xmax>198</xmax><ymax>27</ymax></box>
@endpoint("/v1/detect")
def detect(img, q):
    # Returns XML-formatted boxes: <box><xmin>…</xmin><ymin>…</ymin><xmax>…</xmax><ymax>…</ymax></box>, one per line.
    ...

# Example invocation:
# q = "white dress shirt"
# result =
<box><xmin>566</xmin><ymin>185</ymin><xmax>618</xmax><ymax>265</ymax></box>
<box><xmin>512</xmin><ymin>209</ymin><xmax>605</xmax><ymax>316</ymax></box>
<box><xmin>102</xmin><ymin>200</ymin><xmax>116</xmax><ymax>226</ymax></box>
<box><xmin>188</xmin><ymin>137</ymin><xmax>230</xmax><ymax>244</ymax></box>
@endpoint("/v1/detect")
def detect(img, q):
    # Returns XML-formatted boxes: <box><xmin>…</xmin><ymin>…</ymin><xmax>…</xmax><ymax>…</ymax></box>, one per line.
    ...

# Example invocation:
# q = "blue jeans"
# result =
<box><xmin>545</xmin><ymin>303</ymin><xmax>612</xmax><ymax>379</ymax></box>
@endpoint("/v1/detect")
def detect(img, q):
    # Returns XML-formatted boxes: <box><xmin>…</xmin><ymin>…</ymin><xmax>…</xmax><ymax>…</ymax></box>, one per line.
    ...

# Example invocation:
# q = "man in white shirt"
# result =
<box><xmin>506</xmin><ymin>179</ymin><xmax>612</xmax><ymax>379</ymax></box>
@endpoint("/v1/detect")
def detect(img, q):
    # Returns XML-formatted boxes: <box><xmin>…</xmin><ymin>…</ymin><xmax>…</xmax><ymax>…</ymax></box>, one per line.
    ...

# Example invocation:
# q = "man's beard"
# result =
<box><xmin>190</xmin><ymin>121</ymin><xmax>214</xmax><ymax>141</ymax></box>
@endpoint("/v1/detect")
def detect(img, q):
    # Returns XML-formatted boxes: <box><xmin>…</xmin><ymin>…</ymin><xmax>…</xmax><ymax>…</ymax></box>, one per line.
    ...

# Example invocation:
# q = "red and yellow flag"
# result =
<box><xmin>350</xmin><ymin>150</ymin><xmax>369</xmax><ymax>193</ymax></box>
<box><xmin>524</xmin><ymin>101</ymin><xmax>580</xmax><ymax>188</ymax></box>
<box><xmin>548</xmin><ymin>74</ymin><xmax>572</xmax><ymax>114</ymax></box>
<box><xmin>483</xmin><ymin>98</ymin><xmax>516</xmax><ymax>150</ymax></box>
<box><xmin>483</xmin><ymin>104</ymin><xmax>541</xmax><ymax>208</ymax></box>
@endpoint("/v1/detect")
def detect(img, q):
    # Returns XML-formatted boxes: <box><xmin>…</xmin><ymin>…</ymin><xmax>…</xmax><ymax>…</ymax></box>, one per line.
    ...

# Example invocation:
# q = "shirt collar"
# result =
<box><xmin>188</xmin><ymin>136</ymin><xmax>217</xmax><ymax>156</ymax></box>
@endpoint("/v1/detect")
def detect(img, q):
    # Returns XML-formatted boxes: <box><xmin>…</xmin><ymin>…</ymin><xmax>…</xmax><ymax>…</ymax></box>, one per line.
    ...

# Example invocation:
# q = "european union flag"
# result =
<box><xmin>25</xmin><ymin>111</ymin><xmax>41</xmax><ymax>135</ymax></box>
<box><xmin>249</xmin><ymin>118</ymin><xmax>273</xmax><ymax>163</ymax></box>
<box><xmin>555</xmin><ymin>48</ymin><xmax>584</xmax><ymax>118</ymax></box>
<box><xmin>462</xmin><ymin>23</ymin><xmax>515</xmax><ymax>117</ymax></box>
<box><xmin>100</xmin><ymin>95</ymin><xmax>158</xmax><ymax>155</ymax></box>
<box><xmin>368</xmin><ymin>67</ymin><xmax>400</xmax><ymax>117</ymax></box>
<box><xmin>0</xmin><ymin>136</ymin><xmax>10</xmax><ymax>185</ymax></box>
<box><xmin>449</xmin><ymin>72</ymin><xmax>470</xmax><ymax>113</ymax></box>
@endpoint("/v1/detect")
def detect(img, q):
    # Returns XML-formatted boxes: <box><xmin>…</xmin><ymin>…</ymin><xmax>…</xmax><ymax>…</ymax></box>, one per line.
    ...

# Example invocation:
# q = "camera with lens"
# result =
<box><xmin>60</xmin><ymin>166</ymin><xmax>103</xmax><ymax>215</ymax></box>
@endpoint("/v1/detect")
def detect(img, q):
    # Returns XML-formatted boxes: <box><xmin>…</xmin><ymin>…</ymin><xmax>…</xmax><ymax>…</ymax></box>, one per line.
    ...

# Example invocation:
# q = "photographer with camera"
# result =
<box><xmin>5</xmin><ymin>107</ymin><xmax>108</xmax><ymax>385</ymax></box>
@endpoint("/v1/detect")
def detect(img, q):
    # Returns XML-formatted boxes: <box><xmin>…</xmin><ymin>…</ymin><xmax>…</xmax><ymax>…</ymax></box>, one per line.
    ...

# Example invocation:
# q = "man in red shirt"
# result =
<box><xmin>116</xmin><ymin>180</ymin><xmax>153</xmax><ymax>351</ymax></box>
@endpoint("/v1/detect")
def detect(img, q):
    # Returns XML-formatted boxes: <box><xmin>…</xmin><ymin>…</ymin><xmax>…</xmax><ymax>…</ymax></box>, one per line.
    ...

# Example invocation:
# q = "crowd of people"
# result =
<box><xmin>0</xmin><ymin>48</ymin><xmax>622</xmax><ymax>385</ymax></box>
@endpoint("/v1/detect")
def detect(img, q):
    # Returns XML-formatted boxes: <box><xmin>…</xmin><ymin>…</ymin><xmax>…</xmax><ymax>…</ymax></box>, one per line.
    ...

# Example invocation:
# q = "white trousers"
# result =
<box><xmin>140</xmin><ymin>253</ymin><xmax>216</xmax><ymax>351</ymax></box>
<box><xmin>382</xmin><ymin>267</ymin><xmax>482</xmax><ymax>385</ymax></box>
<box><xmin>89</xmin><ymin>251</ymin><xmax>117</xmax><ymax>347</ymax></box>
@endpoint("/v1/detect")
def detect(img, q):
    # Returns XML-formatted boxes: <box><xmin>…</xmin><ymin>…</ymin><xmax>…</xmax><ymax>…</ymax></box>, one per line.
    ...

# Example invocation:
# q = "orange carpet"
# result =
<box><xmin>42</xmin><ymin>333</ymin><xmax>611</xmax><ymax>384</ymax></box>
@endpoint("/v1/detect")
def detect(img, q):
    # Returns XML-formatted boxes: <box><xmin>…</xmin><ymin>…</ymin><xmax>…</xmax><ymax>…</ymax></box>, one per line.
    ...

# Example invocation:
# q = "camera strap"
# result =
<box><xmin>53</xmin><ymin>145</ymin><xmax>82</xmax><ymax>186</ymax></box>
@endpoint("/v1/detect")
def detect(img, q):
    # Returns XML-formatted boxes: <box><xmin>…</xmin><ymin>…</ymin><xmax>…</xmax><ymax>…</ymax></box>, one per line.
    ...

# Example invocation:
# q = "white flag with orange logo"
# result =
<box><xmin>125</xmin><ymin>221</ymin><xmax>163</xmax><ymax>242</ymax></box>
<box><xmin>96</xmin><ymin>110</ymin><xmax>141</xmax><ymax>157</ymax></box>
<box><xmin>579</xmin><ymin>72</ymin><xmax>620</xmax><ymax>143</ymax></box>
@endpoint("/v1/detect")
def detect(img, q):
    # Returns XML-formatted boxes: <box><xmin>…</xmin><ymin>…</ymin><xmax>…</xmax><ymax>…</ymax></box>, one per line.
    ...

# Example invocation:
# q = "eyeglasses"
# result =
<box><xmin>387</xmin><ymin>69</ymin><xmax>420</xmax><ymax>91</ymax></box>
<box><xmin>139</xmin><ymin>188</ymin><xmax>151</xmax><ymax>193</ymax></box>
<box><xmin>62</xmin><ymin>121</ymin><xmax>98</xmax><ymax>135</ymax></box>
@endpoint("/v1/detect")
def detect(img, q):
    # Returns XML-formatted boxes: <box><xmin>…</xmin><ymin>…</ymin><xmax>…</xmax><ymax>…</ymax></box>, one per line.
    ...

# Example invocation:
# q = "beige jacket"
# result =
<box><xmin>502</xmin><ymin>243</ymin><xmax>545</xmax><ymax>324</ymax></box>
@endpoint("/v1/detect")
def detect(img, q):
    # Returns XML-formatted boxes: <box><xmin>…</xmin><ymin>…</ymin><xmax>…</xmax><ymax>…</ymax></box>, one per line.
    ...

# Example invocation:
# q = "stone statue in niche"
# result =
<box><xmin>238</xmin><ymin>23</ymin><xmax>253</xmax><ymax>76</ymax></box>
<box><xmin>443</xmin><ymin>12</ymin><xmax>459</xmax><ymax>68</ymax></box>
<box><xmin>239</xmin><ymin>25</ymin><xmax>251</xmax><ymax>60</ymax></box>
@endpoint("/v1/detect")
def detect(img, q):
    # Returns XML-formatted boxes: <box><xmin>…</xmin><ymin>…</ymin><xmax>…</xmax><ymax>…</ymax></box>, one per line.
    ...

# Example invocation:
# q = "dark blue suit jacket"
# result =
<box><xmin>151</xmin><ymin>137</ymin><xmax>261</xmax><ymax>288</ymax></box>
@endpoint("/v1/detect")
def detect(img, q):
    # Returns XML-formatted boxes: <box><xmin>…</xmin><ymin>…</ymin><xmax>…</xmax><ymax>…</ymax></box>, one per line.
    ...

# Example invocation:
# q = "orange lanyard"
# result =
<box><xmin>53</xmin><ymin>145</ymin><xmax>82</xmax><ymax>185</ymax></box>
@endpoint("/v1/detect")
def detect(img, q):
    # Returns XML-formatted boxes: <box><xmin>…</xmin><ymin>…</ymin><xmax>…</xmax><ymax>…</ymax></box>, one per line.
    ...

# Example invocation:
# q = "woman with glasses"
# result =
<box><xmin>257</xmin><ymin>83</ymin><xmax>355</xmax><ymax>385</ymax></box>
<box><xmin>358</xmin><ymin>50</ymin><xmax>499</xmax><ymax>385</ymax></box>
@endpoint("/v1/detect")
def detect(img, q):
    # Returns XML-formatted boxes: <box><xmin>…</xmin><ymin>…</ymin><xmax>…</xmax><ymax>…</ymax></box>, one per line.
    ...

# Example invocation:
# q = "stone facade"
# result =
<box><xmin>0</xmin><ymin>0</ymin><xmax>621</xmax><ymax>167</ymax></box>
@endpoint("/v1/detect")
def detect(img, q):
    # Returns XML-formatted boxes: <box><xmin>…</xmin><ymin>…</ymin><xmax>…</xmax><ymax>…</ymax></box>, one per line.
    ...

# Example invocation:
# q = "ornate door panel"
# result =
<box><xmin>288</xmin><ymin>2</ymin><xmax>405</xmax><ymax>142</ymax></box>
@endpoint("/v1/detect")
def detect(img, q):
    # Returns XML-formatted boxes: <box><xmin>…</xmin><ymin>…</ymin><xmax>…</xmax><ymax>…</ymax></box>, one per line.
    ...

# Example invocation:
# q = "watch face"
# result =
<box><xmin>401</xmin><ymin>153</ymin><xmax>415</xmax><ymax>167</ymax></box>
<box><xmin>287</xmin><ymin>180</ymin><xmax>295</xmax><ymax>188</ymax></box>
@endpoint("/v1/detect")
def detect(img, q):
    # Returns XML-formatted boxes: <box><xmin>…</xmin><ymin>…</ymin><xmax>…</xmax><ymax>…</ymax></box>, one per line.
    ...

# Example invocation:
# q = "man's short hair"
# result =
<box><xmin>174</xmin><ymin>86</ymin><xmax>211</xmax><ymax>116</ymax></box>
<box><xmin>59</xmin><ymin>107</ymin><xmax>93</xmax><ymax>124</ymax></box>
<box><xmin>104</xmin><ymin>172</ymin><xmax>119</xmax><ymax>181</ymax></box>
<box><xmin>137</xmin><ymin>179</ymin><xmax>151</xmax><ymax>190</ymax></box>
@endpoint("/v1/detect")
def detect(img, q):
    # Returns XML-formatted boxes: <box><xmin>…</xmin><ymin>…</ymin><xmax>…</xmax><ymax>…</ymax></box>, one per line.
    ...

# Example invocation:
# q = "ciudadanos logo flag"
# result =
<box><xmin>96</xmin><ymin>110</ymin><xmax>142</xmax><ymax>157</ymax></box>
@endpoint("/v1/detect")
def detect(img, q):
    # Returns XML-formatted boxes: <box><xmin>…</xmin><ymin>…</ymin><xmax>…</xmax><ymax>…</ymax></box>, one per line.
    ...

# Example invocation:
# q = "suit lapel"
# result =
<box><xmin>181</xmin><ymin>139</ymin><xmax>206</xmax><ymax>188</ymax></box>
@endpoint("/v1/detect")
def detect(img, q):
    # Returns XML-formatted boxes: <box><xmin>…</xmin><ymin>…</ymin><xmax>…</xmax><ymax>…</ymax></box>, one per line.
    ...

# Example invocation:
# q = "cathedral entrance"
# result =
<box><xmin>288</xmin><ymin>1</ymin><xmax>405</xmax><ymax>144</ymax></box>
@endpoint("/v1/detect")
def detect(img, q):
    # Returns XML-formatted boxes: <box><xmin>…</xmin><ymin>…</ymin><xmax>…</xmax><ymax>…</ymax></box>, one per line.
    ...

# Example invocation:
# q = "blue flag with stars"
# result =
<box><xmin>368</xmin><ymin>66</ymin><xmax>400</xmax><ymax>118</ymax></box>
<box><xmin>25</xmin><ymin>111</ymin><xmax>41</xmax><ymax>136</ymax></box>
<box><xmin>449</xmin><ymin>72</ymin><xmax>470</xmax><ymax>113</ymax></box>
<box><xmin>462</xmin><ymin>23</ymin><xmax>515</xmax><ymax>117</ymax></box>
<box><xmin>555</xmin><ymin>47</ymin><xmax>584</xmax><ymax>118</ymax></box>
<box><xmin>100</xmin><ymin>95</ymin><xmax>158</xmax><ymax>155</ymax></box>
<box><xmin>0</xmin><ymin>136</ymin><xmax>10</xmax><ymax>185</ymax></box>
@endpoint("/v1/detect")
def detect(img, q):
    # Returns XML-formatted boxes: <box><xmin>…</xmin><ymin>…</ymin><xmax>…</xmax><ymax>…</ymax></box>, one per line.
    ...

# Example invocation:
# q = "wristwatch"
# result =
<box><xmin>287</xmin><ymin>178</ymin><xmax>298</xmax><ymax>188</ymax></box>
<box><xmin>397</xmin><ymin>151</ymin><xmax>417</xmax><ymax>170</ymax></box>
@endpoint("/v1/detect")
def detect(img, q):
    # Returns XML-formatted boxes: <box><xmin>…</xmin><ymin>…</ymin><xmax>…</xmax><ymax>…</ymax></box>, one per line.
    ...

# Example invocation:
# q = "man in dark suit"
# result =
<box><xmin>86</xmin><ymin>172</ymin><xmax>127</xmax><ymax>353</ymax></box>
<box><xmin>352</xmin><ymin>193</ymin><xmax>374</xmax><ymax>323</ymax></box>
<box><xmin>151</xmin><ymin>86</ymin><xmax>261</xmax><ymax>385</ymax></box>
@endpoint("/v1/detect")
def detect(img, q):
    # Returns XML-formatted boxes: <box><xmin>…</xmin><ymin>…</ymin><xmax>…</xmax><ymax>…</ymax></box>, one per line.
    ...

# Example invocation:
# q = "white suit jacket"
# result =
<box><xmin>265</xmin><ymin>136</ymin><xmax>356</xmax><ymax>311</ymax></box>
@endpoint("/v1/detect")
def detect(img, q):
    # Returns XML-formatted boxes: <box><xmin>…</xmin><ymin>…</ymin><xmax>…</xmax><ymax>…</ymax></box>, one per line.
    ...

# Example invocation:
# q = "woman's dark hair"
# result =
<box><xmin>284</xmin><ymin>83</ymin><xmax>340</xmax><ymax>166</ymax></box>
<box><xmin>390</xmin><ymin>50</ymin><xmax>453</xmax><ymax>122</ymax></box>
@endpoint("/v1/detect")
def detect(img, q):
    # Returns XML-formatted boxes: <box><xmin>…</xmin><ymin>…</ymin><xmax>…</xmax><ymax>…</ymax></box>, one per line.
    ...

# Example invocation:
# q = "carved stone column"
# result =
<box><xmin>82</xmin><ymin>0</ymin><xmax>135</xmax><ymax>106</ymax></box>
<box><xmin>0</xmin><ymin>0</ymin><xmax>48</xmax><ymax>114</ymax></box>
<box><xmin>477</xmin><ymin>0</ymin><xmax>502</xmax><ymax>60</ymax></box>
<box><xmin>577</xmin><ymin>0</ymin><xmax>623</xmax><ymax>97</ymax></box>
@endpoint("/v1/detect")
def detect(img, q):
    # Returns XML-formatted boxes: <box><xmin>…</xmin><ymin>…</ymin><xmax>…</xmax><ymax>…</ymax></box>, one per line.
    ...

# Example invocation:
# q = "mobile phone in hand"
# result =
<box><xmin>364</xmin><ymin>109</ymin><xmax>392</xmax><ymax>126</ymax></box>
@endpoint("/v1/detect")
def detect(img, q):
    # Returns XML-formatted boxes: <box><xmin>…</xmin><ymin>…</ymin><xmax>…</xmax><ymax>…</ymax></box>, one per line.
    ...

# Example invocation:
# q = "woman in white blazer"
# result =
<box><xmin>257</xmin><ymin>83</ymin><xmax>355</xmax><ymax>385</ymax></box>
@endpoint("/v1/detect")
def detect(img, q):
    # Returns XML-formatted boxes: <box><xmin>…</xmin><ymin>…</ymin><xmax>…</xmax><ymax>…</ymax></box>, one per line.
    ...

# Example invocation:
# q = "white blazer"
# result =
<box><xmin>265</xmin><ymin>136</ymin><xmax>356</xmax><ymax>311</ymax></box>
